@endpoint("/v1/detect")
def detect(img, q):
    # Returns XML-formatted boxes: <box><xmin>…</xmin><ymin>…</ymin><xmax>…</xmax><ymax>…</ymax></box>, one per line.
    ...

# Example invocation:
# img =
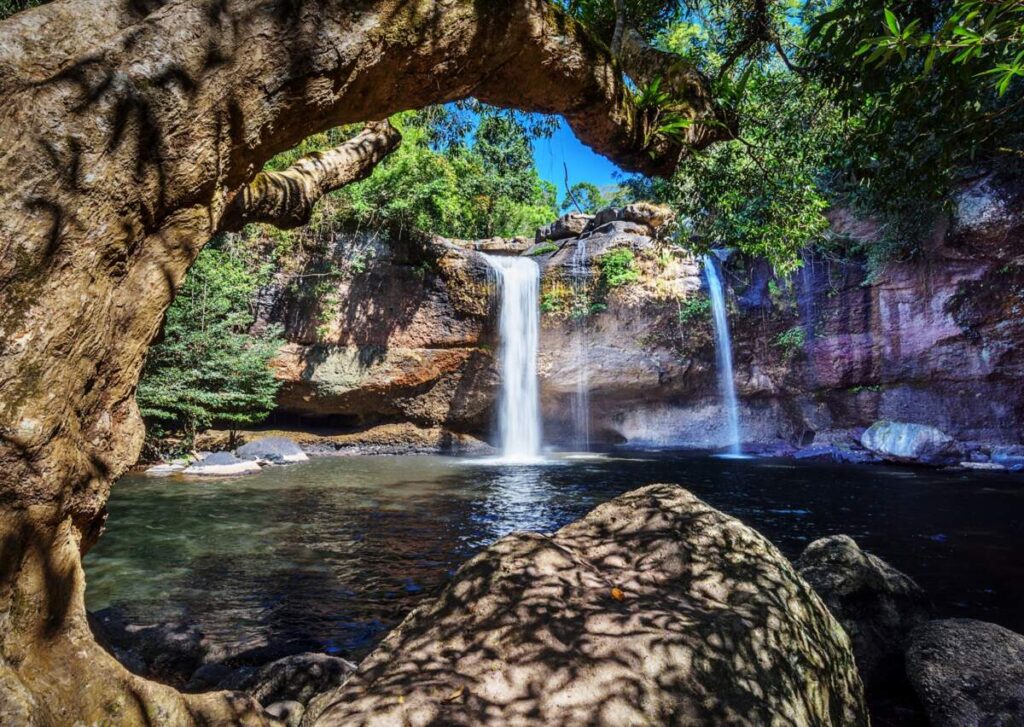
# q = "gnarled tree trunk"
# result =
<box><xmin>0</xmin><ymin>0</ymin><xmax>726</xmax><ymax>722</ymax></box>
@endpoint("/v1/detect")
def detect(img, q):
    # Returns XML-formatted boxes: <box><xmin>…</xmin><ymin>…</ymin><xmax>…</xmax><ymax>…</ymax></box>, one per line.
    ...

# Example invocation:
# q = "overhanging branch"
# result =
<box><xmin>217</xmin><ymin>121</ymin><xmax>401</xmax><ymax>233</ymax></box>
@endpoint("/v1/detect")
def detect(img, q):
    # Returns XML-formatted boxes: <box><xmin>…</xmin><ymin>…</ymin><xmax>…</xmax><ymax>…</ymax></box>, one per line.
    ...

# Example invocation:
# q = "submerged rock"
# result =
<box><xmin>906</xmin><ymin>618</ymin><xmax>1024</xmax><ymax>727</ymax></box>
<box><xmin>144</xmin><ymin>462</ymin><xmax>187</xmax><ymax>476</ymax></box>
<box><xmin>306</xmin><ymin>484</ymin><xmax>867</xmax><ymax>726</ymax></box>
<box><xmin>235</xmin><ymin>436</ymin><xmax>308</xmax><ymax>464</ymax></box>
<box><xmin>182</xmin><ymin>451</ymin><xmax>262</xmax><ymax>477</ymax></box>
<box><xmin>90</xmin><ymin>608</ymin><xmax>210</xmax><ymax>687</ymax></box>
<box><xmin>991</xmin><ymin>444</ymin><xmax>1024</xmax><ymax>470</ymax></box>
<box><xmin>860</xmin><ymin>421</ymin><xmax>962</xmax><ymax>465</ymax></box>
<box><xmin>219</xmin><ymin>652</ymin><xmax>356</xmax><ymax>707</ymax></box>
<box><xmin>796</xmin><ymin>535</ymin><xmax>930</xmax><ymax>685</ymax></box>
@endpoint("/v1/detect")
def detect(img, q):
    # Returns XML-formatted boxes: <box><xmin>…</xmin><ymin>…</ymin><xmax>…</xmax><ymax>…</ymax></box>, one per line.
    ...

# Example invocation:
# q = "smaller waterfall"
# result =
<box><xmin>485</xmin><ymin>255</ymin><xmax>543</xmax><ymax>462</ymax></box>
<box><xmin>703</xmin><ymin>254</ymin><xmax>742</xmax><ymax>455</ymax></box>
<box><xmin>570</xmin><ymin>238</ymin><xmax>591</xmax><ymax>451</ymax></box>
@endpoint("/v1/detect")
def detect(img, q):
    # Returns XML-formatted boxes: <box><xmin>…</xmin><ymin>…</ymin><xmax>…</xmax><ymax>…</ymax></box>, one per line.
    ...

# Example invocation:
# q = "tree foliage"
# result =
<box><xmin>137</xmin><ymin>241</ymin><xmax>282</xmax><ymax>442</ymax></box>
<box><xmin>310</xmin><ymin>108</ymin><xmax>559</xmax><ymax>240</ymax></box>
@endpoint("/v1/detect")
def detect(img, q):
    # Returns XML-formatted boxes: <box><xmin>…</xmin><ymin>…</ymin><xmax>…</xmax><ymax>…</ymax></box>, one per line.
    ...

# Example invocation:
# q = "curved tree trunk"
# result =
<box><xmin>0</xmin><ymin>0</ymin><xmax>726</xmax><ymax>722</ymax></box>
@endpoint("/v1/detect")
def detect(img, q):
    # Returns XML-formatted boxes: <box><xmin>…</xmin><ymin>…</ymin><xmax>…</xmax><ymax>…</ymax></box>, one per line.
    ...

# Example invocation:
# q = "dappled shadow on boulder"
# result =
<box><xmin>306</xmin><ymin>484</ymin><xmax>867</xmax><ymax>726</ymax></box>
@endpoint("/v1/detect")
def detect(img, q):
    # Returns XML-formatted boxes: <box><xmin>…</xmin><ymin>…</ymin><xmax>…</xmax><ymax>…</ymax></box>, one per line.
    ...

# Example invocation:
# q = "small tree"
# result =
<box><xmin>137</xmin><ymin>243</ymin><xmax>282</xmax><ymax>447</ymax></box>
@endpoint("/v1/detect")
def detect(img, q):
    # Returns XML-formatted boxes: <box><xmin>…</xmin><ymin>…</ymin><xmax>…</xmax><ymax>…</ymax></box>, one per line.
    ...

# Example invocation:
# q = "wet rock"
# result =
<box><xmin>796</xmin><ymin>535</ymin><xmax>931</xmax><ymax>685</ymax></box>
<box><xmin>991</xmin><ymin>444</ymin><xmax>1024</xmax><ymax>469</ymax></box>
<box><xmin>144</xmin><ymin>462</ymin><xmax>186</xmax><ymax>476</ymax></box>
<box><xmin>535</xmin><ymin>212</ymin><xmax>592</xmax><ymax>242</ymax></box>
<box><xmin>235</xmin><ymin>436</ymin><xmax>308</xmax><ymax>464</ymax></box>
<box><xmin>906</xmin><ymin>618</ymin><xmax>1024</xmax><ymax>727</ymax></box>
<box><xmin>265</xmin><ymin>700</ymin><xmax>304</xmax><ymax>726</ymax></box>
<box><xmin>182</xmin><ymin>451</ymin><xmax>262</xmax><ymax>477</ymax></box>
<box><xmin>184</xmin><ymin>662</ymin><xmax>235</xmax><ymax>692</ymax></box>
<box><xmin>860</xmin><ymin>421</ymin><xmax>962</xmax><ymax>465</ymax></box>
<box><xmin>90</xmin><ymin>608</ymin><xmax>210</xmax><ymax>686</ymax></box>
<box><xmin>219</xmin><ymin>653</ymin><xmax>355</xmax><ymax>707</ymax></box>
<box><xmin>959</xmin><ymin>461</ymin><xmax>1006</xmax><ymax>471</ymax></box>
<box><xmin>307</xmin><ymin>484</ymin><xmax>867</xmax><ymax>727</ymax></box>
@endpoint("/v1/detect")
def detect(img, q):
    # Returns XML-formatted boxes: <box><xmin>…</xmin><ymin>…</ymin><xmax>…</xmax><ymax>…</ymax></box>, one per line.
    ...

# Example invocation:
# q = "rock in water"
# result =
<box><xmin>306</xmin><ymin>484</ymin><xmax>868</xmax><ymax>726</ymax></box>
<box><xmin>860</xmin><ymin>421</ymin><xmax>961</xmax><ymax>465</ymax></box>
<box><xmin>235</xmin><ymin>436</ymin><xmax>309</xmax><ymax>464</ymax></box>
<box><xmin>218</xmin><ymin>653</ymin><xmax>355</xmax><ymax>707</ymax></box>
<box><xmin>796</xmin><ymin>535</ymin><xmax>930</xmax><ymax>685</ymax></box>
<box><xmin>906</xmin><ymin>619</ymin><xmax>1024</xmax><ymax>727</ymax></box>
<box><xmin>182</xmin><ymin>451</ymin><xmax>262</xmax><ymax>477</ymax></box>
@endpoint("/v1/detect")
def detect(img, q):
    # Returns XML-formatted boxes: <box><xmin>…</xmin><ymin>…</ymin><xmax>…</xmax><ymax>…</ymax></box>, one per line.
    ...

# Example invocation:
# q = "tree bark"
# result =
<box><xmin>0</xmin><ymin>0</ymin><xmax>727</xmax><ymax>722</ymax></box>
<box><xmin>218</xmin><ymin>121</ymin><xmax>402</xmax><ymax>232</ymax></box>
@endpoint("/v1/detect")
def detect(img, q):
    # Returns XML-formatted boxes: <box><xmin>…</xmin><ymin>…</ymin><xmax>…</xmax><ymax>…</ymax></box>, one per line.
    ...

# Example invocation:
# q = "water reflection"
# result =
<box><xmin>85</xmin><ymin>452</ymin><xmax>1024</xmax><ymax>663</ymax></box>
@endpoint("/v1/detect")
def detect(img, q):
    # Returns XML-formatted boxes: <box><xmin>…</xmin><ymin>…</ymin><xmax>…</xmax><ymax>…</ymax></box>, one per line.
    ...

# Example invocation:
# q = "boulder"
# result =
<box><xmin>144</xmin><ymin>462</ymin><xmax>186</xmax><ymax>476</ymax></box>
<box><xmin>219</xmin><ymin>653</ymin><xmax>356</xmax><ymax>707</ymax></box>
<box><xmin>306</xmin><ymin>484</ymin><xmax>868</xmax><ymax>727</ymax></box>
<box><xmin>796</xmin><ymin>535</ymin><xmax>930</xmax><ymax>685</ymax></box>
<box><xmin>535</xmin><ymin>213</ymin><xmax>592</xmax><ymax>243</ymax></box>
<box><xmin>860</xmin><ymin>421</ymin><xmax>962</xmax><ymax>465</ymax></box>
<box><xmin>265</xmin><ymin>700</ymin><xmax>305</xmax><ymax>726</ymax></box>
<box><xmin>182</xmin><ymin>451</ymin><xmax>262</xmax><ymax>477</ymax></box>
<box><xmin>906</xmin><ymin>619</ymin><xmax>1024</xmax><ymax>727</ymax></box>
<box><xmin>991</xmin><ymin>444</ymin><xmax>1024</xmax><ymax>470</ymax></box>
<box><xmin>90</xmin><ymin>608</ymin><xmax>209</xmax><ymax>686</ymax></box>
<box><xmin>586</xmin><ymin>202</ymin><xmax>674</xmax><ymax>234</ymax></box>
<box><xmin>235</xmin><ymin>436</ymin><xmax>308</xmax><ymax>464</ymax></box>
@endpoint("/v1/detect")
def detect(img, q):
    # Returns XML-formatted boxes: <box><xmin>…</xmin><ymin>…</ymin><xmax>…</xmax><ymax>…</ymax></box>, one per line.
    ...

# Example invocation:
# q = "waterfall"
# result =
<box><xmin>702</xmin><ymin>254</ymin><xmax>742</xmax><ymax>455</ymax></box>
<box><xmin>570</xmin><ymin>238</ymin><xmax>591</xmax><ymax>451</ymax></box>
<box><xmin>485</xmin><ymin>255</ymin><xmax>543</xmax><ymax>461</ymax></box>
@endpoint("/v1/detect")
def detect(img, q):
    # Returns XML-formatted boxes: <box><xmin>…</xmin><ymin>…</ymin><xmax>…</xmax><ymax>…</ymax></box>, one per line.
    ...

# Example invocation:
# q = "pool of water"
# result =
<box><xmin>84</xmin><ymin>451</ymin><xmax>1024</xmax><ymax>663</ymax></box>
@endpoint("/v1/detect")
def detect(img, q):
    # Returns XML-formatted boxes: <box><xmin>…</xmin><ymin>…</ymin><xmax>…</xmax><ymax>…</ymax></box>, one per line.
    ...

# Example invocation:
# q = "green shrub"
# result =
<box><xmin>677</xmin><ymin>296</ymin><xmax>711</xmax><ymax>324</ymax></box>
<box><xmin>597</xmin><ymin>247</ymin><xmax>640</xmax><ymax>289</ymax></box>
<box><xmin>528</xmin><ymin>242</ymin><xmax>558</xmax><ymax>256</ymax></box>
<box><xmin>775</xmin><ymin>326</ymin><xmax>807</xmax><ymax>359</ymax></box>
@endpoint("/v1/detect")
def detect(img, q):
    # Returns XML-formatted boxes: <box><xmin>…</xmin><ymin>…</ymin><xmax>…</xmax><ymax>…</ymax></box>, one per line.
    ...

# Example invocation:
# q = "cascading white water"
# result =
<box><xmin>702</xmin><ymin>254</ymin><xmax>742</xmax><ymax>455</ymax></box>
<box><xmin>570</xmin><ymin>238</ymin><xmax>591</xmax><ymax>451</ymax></box>
<box><xmin>485</xmin><ymin>255</ymin><xmax>543</xmax><ymax>461</ymax></box>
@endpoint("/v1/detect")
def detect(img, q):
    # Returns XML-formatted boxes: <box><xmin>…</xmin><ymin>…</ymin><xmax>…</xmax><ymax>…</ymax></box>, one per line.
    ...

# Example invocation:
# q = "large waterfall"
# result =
<box><xmin>485</xmin><ymin>255</ymin><xmax>543</xmax><ymax>461</ymax></box>
<box><xmin>702</xmin><ymin>254</ymin><xmax>742</xmax><ymax>455</ymax></box>
<box><xmin>570</xmin><ymin>238</ymin><xmax>591</xmax><ymax>451</ymax></box>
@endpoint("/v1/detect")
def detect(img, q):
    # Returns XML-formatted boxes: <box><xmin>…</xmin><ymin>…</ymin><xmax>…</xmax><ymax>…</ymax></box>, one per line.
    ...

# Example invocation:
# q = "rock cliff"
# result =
<box><xmin>254</xmin><ymin>174</ymin><xmax>1023</xmax><ymax>454</ymax></box>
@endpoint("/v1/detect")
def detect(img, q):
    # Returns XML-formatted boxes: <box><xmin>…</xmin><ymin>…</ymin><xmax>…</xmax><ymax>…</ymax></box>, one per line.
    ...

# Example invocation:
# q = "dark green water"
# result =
<box><xmin>84</xmin><ymin>451</ymin><xmax>1024</xmax><ymax>663</ymax></box>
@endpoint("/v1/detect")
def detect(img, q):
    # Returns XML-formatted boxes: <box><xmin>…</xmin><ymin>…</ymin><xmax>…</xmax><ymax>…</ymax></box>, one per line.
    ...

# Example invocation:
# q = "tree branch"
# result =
<box><xmin>217</xmin><ymin>121</ymin><xmax>401</xmax><ymax>232</ymax></box>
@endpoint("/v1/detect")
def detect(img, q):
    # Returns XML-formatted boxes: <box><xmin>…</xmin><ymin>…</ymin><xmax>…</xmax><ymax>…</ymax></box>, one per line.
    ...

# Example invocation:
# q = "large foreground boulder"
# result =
<box><xmin>906</xmin><ymin>619</ymin><xmax>1024</xmax><ymax>727</ymax></box>
<box><xmin>236</xmin><ymin>436</ymin><xmax>309</xmax><ymax>464</ymax></box>
<box><xmin>796</xmin><ymin>535</ymin><xmax>931</xmax><ymax>685</ymax></box>
<box><xmin>860</xmin><ymin>421</ymin><xmax>962</xmax><ymax>465</ymax></box>
<box><xmin>306</xmin><ymin>484</ymin><xmax>867</xmax><ymax>726</ymax></box>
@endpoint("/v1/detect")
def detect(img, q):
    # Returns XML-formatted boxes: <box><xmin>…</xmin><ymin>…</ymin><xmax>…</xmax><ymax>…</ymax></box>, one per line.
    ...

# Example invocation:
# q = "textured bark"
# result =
<box><xmin>0</xmin><ymin>0</ymin><xmax>726</xmax><ymax>723</ymax></box>
<box><xmin>218</xmin><ymin>121</ymin><xmax>402</xmax><ymax>232</ymax></box>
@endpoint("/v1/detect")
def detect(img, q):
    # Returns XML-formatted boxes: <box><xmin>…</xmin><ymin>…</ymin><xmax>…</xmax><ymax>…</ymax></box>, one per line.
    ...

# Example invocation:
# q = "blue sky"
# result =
<box><xmin>533</xmin><ymin>119</ymin><xmax>626</xmax><ymax>198</ymax></box>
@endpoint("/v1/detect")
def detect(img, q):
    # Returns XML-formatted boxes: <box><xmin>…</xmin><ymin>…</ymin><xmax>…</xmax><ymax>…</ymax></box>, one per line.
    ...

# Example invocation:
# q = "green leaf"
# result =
<box><xmin>884</xmin><ymin>8</ymin><xmax>900</xmax><ymax>35</ymax></box>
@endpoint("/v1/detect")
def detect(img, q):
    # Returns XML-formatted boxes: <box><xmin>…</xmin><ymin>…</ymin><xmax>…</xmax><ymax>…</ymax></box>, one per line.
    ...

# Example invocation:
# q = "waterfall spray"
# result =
<box><xmin>485</xmin><ymin>255</ymin><xmax>543</xmax><ymax>461</ymax></box>
<box><xmin>702</xmin><ymin>254</ymin><xmax>742</xmax><ymax>455</ymax></box>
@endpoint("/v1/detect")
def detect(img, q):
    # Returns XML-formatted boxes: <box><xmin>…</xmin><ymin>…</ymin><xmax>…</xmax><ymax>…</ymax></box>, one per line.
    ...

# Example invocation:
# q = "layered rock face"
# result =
<box><xmin>306</xmin><ymin>485</ymin><xmax>868</xmax><ymax>726</ymax></box>
<box><xmin>255</xmin><ymin>233</ymin><xmax>500</xmax><ymax>434</ymax></box>
<box><xmin>533</xmin><ymin>174</ymin><xmax>1024</xmax><ymax>449</ymax></box>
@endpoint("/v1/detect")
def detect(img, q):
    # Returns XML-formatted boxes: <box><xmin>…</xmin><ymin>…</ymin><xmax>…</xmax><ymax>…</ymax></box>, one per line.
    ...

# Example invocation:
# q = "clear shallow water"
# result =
<box><xmin>85</xmin><ymin>451</ymin><xmax>1024</xmax><ymax>662</ymax></box>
